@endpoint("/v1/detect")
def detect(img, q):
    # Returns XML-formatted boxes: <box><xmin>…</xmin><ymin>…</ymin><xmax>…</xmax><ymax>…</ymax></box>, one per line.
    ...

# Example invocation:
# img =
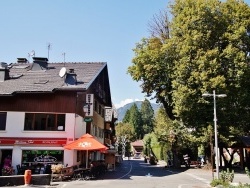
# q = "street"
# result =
<box><xmin>7</xmin><ymin>158</ymin><xmax>250</xmax><ymax>188</ymax></box>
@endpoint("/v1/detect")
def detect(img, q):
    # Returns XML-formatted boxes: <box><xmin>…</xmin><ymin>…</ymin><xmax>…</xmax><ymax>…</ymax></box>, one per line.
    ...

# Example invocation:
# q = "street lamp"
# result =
<box><xmin>202</xmin><ymin>90</ymin><xmax>226</xmax><ymax>179</ymax></box>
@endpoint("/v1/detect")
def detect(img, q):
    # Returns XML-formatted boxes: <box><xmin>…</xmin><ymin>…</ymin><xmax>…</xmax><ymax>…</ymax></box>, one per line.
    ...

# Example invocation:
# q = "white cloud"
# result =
<box><xmin>114</xmin><ymin>98</ymin><xmax>143</xmax><ymax>108</ymax></box>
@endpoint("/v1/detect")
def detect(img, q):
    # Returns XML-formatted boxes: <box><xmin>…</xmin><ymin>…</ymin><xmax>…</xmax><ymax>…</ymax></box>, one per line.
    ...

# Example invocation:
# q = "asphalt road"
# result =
<box><xmin>6</xmin><ymin>158</ymin><xmax>250</xmax><ymax>188</ymax></box>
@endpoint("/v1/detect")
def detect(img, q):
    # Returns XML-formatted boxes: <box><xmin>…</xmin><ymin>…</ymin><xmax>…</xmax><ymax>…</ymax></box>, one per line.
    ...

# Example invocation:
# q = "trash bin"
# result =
<box><xmin>24</xmin><ymin>170</ymin><xmax>32</xmax><ymax>185</ymax></box>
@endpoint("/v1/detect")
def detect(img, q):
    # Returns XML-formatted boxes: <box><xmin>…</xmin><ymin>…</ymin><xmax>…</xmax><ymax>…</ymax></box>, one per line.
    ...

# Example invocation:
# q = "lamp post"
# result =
<box><xmin>202</xmin><ymin>90</ymin><xmax>226</xmax><ymax>179</ymax></box>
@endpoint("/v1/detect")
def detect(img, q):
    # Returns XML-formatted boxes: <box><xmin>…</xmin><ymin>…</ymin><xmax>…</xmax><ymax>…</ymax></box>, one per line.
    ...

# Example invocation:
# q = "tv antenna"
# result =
<box><xmin>30</xmin><ymin>50</ymin><xmax>35</xmax><ymax>57</ymax></box>
<box><xmin>62</xmin><ymin>52</ymin><xmax>66</xmax><ymax>66</ymax></box>
<box><xmin>47</xmin><ymin>43</ymin><xmax>52</xmax><ymax>61</ymax></box>
<box><xmin>28</xmin><ymin>50</ymin><xmax>35</xmax><ymax>61</ymax></box>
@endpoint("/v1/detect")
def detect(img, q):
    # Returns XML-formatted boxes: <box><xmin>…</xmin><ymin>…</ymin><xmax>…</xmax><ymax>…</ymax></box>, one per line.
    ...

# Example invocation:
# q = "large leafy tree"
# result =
<box><xmin>128</xmin><ymin>11</ymin><xmax>175</xmax><ymax>120</ymax></box>
<box><xmin>129</xmin><ymin>0</ymin><xmax>250</xmax><ymax>139</ymax></box>
<box><xmin>169</xmin><ymin>0</ymin><xmax>250</xmax><ymax>133</ymax></box>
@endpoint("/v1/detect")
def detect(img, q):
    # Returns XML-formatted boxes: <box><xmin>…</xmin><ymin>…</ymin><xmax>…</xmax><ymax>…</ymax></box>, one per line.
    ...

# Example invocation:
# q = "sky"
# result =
<box><xmin>1</xmin><ymin>0</ymin><xmax>250</xmax><ymax>109</ymax></box>
<box><xmin>0</xmin><ymin>0</ymin><xmax>170</xmax><ymax>108</ymax></box>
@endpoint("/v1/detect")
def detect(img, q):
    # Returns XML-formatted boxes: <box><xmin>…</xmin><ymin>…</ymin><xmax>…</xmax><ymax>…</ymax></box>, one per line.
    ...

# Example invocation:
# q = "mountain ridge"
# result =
<box><xmin>116</xmin><ymin>101</ymin><xmax>160</xmax><ymax>122</ymax></box>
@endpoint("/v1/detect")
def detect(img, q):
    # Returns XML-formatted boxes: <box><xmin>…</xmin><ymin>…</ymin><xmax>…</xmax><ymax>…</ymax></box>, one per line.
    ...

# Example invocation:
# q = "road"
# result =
<box><xmin>7</xmin><ymin>158</ymin><xmax>250</xmax><ymax>188</ymax></box>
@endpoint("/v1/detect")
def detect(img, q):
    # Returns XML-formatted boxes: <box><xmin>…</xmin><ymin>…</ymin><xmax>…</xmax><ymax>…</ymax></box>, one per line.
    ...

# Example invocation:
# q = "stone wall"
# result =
<box><xmin>0</xmin><ymin>174</ymin><xmax>51</xmax><ymax>187</ymax></box>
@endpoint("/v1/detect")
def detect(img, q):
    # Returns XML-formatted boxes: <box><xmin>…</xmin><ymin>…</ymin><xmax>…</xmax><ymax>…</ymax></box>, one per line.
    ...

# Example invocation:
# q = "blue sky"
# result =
<box><xmin>1</xmin><ymin>0</ymin><xmax>250</xmax><ymax>108</ymax></box>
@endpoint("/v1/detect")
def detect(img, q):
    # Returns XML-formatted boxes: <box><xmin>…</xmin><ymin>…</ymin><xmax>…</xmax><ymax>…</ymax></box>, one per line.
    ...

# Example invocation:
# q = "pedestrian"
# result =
<box><xmin>3</xmin><ymin>155</ymin><xmax>12</xmax><ymax>168</ymax></box>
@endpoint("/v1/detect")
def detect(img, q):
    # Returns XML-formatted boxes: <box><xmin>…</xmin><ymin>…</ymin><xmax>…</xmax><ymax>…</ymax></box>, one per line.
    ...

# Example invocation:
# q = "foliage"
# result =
<box><xmin>129</xmin><ymin>0</ymin><xmax>250</xmax><ymax>160</ymax></box>
<box><xmin>115</xmin><ymin>122</ymin><xmax>136</xmax><ymax>142</ymax></box>
<box><xmin>143</xmin><ymin>132</ymin><xmax>158</xmax><ymax>156</ymax></box>
<box><xmin>128</xmin><ymin>36</ymin><xmax>175</xmax><ymax>120</ymax></box>
<box><xmin>245</xmin><ymin>167</ymin><xmax>250</xmax><ymax>179</ymax></box>
<box><xmin>151</xmin><ymin>144</ymin><xmax>162</xmax><ymax>160</ymax></box>
<box><xmin>122</xmin><ymin>109</ymin><xmax>131</xmax><ymax>123</ymax></box>
<box><xmin>1</xmin><ymin>166</ymin><xmax>14</xmax><ymax>176</ymax></box>
<box><xmin>129</xmin><ymin>104</ymin><xmax>143</xmax><ymax>139</ymax></box>
<box><xmin>154</xmin><ymin>106</ymin><xmax>173</xmax><ymax>145</ymax></box>
<box><xmin>229</xmin><ymin>183</ymin><xmax>250</xmax><ymax>188</ymax></box>
<box><xmin>210</xmin><ymin>178</ymin><xmax>230</xmax><ymax>187</ymax></box>
<box><xmin>210</xmin><ymin>168</ymin><xmax>234</xmax><ymax>187</ymax></box>
<box><xmin>140</xmin><ymin>99</ymin><xmax>155</xmax><ymax>136</ymax></box>
<box><xmin>220</xmin><ymin>168</ymin><xmax>234</xmax><ymax>183</ymax></box>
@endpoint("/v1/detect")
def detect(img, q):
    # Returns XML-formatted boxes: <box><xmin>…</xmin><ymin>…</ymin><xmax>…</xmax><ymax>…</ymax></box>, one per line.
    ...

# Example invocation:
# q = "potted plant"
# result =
<box><xmin>2</xmin><ymin>166</ymin><xmax>14</xmax><ymax>176</ymax></box>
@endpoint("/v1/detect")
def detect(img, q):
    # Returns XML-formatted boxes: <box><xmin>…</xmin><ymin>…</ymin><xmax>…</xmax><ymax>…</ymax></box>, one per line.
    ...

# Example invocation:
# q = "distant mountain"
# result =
<box><xmin>116</xmin><ymin>101</ymin><xmax>161</xmax><ymax>122</ymax></box>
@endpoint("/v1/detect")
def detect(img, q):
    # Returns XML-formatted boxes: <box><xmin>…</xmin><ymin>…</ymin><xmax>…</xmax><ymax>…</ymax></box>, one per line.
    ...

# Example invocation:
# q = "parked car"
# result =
<box><xmin>133</xmin><ymin>152</ymin><xmax>141</xmax><ymax>159</ymax></box>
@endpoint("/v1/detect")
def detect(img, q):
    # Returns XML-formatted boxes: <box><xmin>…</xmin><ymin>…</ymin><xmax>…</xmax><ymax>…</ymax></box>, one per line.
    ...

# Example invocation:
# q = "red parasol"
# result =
<box><xmin>64</xmin><ymin>133</ymin><xmax>108</xmax><ymax>168</ymax></box>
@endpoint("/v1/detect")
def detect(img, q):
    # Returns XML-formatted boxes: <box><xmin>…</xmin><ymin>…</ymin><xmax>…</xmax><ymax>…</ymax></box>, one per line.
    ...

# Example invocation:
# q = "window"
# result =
<box><xmin>22</xmin><ymin>150</ymin><xmax>63</xmax><ymax>164</ymax></box>
<box><xmin>24</xmin><ymin>113</ymin><xmax>65</xmax><ymax>131</ymax></box>
<box><xmin>0</xmin><ymin>112</ymin><xmax>7</xmax><ymax>130</ymax></box>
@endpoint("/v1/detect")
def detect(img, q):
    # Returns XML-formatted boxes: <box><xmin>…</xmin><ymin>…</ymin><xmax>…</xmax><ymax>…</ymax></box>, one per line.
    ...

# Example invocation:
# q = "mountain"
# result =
<box><xmin>116</xmin><ymin>101</ymin><xmax>161</xmax><ymax>122</ymax></box>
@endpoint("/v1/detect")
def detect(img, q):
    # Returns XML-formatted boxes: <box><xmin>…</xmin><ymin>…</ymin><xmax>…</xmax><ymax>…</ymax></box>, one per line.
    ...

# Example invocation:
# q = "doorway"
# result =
<box><xmin>0</xmin><ymin>149</ymin><xmax>13</xmax><ymax>175</ymax></box>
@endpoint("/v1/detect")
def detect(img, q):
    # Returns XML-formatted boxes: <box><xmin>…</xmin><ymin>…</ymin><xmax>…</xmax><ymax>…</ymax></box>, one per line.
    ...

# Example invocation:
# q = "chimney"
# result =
<box><xmin>17</xmin><ymin>58</ymin><xmax>28</xmax><ymax>63</ymax></box>
<box><xmin>65</xmin><ymin>69</ymin><xmax>77</xmax><ymax>85</ymax></box>
<box><xmin>0</xmin><ymin>62</ymin><xmax>10</xmax><ymax>81</ymax></box>
<box><xmin>31</xmin><ymin>57</ymin><xmax>48</xmax><ymax>71</ymax></box>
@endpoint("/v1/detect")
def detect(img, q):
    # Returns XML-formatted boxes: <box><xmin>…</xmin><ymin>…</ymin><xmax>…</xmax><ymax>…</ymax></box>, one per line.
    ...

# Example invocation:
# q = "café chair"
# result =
<box><xmin>16</xmin><ymin>164</ymin><xmax>23</xmax><ymax>175</ymax></box>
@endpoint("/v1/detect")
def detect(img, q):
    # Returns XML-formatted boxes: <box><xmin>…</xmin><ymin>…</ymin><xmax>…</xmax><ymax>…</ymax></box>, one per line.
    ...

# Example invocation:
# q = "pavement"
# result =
<box><xmin>2</xmin><ymin>159</ymin><xmax>250</xmax><ymax>187</ymax></box>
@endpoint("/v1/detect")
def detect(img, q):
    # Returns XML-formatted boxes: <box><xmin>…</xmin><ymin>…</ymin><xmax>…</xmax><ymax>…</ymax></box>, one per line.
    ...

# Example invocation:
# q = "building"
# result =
<box><xmin>0</xmin><ymin>57</ymin><xmax>117</xmax><ymax>174</ymax></box>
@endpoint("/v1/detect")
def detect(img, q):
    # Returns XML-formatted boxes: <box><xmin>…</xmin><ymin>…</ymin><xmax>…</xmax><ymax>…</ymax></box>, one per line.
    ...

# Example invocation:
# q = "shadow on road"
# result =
<box><xmin>101</xmin><ymin>158</ymin><xmax>197</xmax><ymax>180</ymax></box>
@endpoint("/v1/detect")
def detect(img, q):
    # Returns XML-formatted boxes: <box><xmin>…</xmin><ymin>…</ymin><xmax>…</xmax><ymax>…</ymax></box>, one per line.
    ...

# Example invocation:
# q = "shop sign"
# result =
<box><xmin>34</xmin><ymin>155</ymin><xmax>57</xmax><ymax>163</ymax></box>
<box><xmin>0</xmin><ymin>138</ymin><xmax>67</xmax><ymax>145</ymax></box>
<box><xmin>84</xmin><ymin>117</ymin><xmax>93</xmax><ymax>122</ymax></box>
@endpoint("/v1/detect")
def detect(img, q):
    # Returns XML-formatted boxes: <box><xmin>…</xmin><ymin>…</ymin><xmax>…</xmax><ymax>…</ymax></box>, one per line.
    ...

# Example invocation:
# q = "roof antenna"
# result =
<box><xmin>47</xmin><ymin>43</ymin><xmax>51</xmax><ymax>61</ymax></box>
<box><xmin>62</xmin><ymin>52</ymin><xmax>66</xmax><ymax>66</ymax></box>
<box><xmin>27</xmin><ymin>53</ymin><xmax>31</xmax><ymax>63</ymax></box>
<box><xmin>31</xmin><ymin>50</ymin><xmax>35</xmax><ymax>57</ymax></box>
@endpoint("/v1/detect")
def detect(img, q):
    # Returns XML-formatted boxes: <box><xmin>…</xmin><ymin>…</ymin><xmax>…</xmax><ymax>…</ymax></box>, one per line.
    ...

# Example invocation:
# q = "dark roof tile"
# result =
<box><xmin>0</xmin><ymin>62</ymin><xmax>106</xmax><ymax>95</ymax></box>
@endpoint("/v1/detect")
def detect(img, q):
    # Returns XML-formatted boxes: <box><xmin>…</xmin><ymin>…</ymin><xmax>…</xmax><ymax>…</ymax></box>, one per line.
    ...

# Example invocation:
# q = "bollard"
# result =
<box><xmin>24</xmin><ymin>170</ymin><xmax>32</xmax><ymax>186</ymax></box>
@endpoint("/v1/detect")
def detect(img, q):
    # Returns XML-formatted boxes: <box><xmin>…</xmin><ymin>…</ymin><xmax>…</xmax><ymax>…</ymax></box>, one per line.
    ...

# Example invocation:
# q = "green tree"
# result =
<box><xmin>122</xmin><ymin>109</ymin><xmax>131</xmax><ymax>123</ymax></box>
<box><xmin>143</xmin><ymin>132</ymin><xmax>159</xmax><ymax>157</ymax></box>
<box><xmin>129</xmin><ymin>104</ymin><xmax>143</xmax><ymax>139</ymax></box>
<box><xmin>140</xmin><ymin>99</ymin><xmax>155</xmax><ymax>135</ymax></box>
<box><xmin>169</xmin><ymin>0</ymin><xmax>250</xmax><ymax>129</ymax></box>
<box><xmin>129</xmin><ymin>0</ymin><xmax>250</xmax><ymax>138</ymax></box>
<box><xmin>115</xmin><ymin>122</ymin><xmax>136</xmax><ymax>142</ymax></box>
<box><xmin>129</xmin><ymin>0</ymin><xmax>250</xmax><ymax>168</ymax></box>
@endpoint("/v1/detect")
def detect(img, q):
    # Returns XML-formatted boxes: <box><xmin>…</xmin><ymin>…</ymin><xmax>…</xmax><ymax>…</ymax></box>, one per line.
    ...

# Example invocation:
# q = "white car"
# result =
<box><xmin>133</xmin><ymin>152</ymin><xmax>141</xmax><ymax>159</ymax></box>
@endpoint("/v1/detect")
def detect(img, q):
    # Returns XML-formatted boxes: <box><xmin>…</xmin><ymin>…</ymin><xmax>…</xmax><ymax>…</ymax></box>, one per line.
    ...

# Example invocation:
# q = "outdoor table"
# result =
<box><xmin>51</xmin><ymin>166</ymin><xmax>73</xmax><ymax>181</ymax></box>
<box><xmin>73</xmin><ymin>168</ymin><xmax>90</xmax><ymax>180</ymax></box>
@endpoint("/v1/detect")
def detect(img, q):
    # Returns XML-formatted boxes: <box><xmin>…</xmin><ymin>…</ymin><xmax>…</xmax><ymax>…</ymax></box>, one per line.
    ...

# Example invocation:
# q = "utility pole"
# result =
<box><xmin>210</xmin><ymin>132</ymin><xmax>214</xmax><ymax>179</ymax></box>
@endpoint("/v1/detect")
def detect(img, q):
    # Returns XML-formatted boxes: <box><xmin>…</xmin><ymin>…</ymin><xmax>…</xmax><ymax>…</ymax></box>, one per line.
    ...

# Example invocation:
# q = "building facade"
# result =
<box><xmin>0</xmin><ymin>57</ymin><xmax>117</xmax><ymax>174</ymax></box>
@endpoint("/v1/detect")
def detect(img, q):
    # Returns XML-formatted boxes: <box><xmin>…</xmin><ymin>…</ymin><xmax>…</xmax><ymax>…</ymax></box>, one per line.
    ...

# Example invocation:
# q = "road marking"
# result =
<box><xmin>186</xmin><ymin>173</ymin><xmax>210</xmax><ymax>184</ymax></box>
<box><xmin>145</xmin><ymin>172</ymin><xmax>152</xmax><ymax>177</ymax></box>
<box><xmin>165</xmin><ymin>169</ymin><xmax>175</xmax><ymax>174</ymax></box>
<box><xmin>178</xmin><ymin>184</ymin><xmax>191</xmax><ymax>188</ymax></box>
<box><xmin>117</xmin><ymin>162</ymin><xmax>133</xmax><ymax>179</ymax></box>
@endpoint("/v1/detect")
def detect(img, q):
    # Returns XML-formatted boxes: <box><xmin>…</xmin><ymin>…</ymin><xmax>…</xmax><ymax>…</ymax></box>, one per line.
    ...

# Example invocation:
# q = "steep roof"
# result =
<box><xmin>131</xmin><ymin>140</ymin><xmax>144</xmax><ymax>147</ymax></box>
<box><xmin>0</xmin><ymin>61</ymin><xmax>107</xmax><ymax>95</ymax></box>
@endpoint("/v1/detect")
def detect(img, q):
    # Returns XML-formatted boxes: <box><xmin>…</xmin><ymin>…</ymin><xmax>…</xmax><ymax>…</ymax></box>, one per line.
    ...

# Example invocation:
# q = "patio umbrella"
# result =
<box><xmin>64</xmin><ymin>133</ymin><xmax>108</xmax><ymax>168</ymax></box>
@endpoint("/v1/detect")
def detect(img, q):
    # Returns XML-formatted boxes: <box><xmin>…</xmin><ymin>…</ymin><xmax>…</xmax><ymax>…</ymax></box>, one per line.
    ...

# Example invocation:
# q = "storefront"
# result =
<box><xmin>0</xmin><ymin>137</ymin><xmax>67</xmax><ymax>174</ymax></box>
<box><xmin>22</xmin><ymin>150</ymin><xmax>63</xmax><ymax>166</ymax></box>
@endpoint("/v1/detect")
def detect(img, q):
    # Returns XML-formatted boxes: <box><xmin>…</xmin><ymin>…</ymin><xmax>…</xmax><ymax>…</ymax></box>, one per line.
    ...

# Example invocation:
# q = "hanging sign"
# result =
<box><xmin>84</xmin><ymin>117</ymin><xmax>93</xmax><ymax>122</ymax></box>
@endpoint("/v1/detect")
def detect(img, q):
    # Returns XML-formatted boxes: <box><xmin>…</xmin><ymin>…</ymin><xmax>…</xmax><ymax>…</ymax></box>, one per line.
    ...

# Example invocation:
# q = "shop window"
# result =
<box><xmin>24</xmin><ymin>113</ymin><xmax>65</xmax><ymax>131</ymax></box>
<box><xmin>22</xmin><ymin>150</ymin><xmax>63</xmax><ymax>166</ymax></box>
<box><xmin>0</xmin><ymin>112</ymin><xmax>7</xmax><ymax>130</ymax></box>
